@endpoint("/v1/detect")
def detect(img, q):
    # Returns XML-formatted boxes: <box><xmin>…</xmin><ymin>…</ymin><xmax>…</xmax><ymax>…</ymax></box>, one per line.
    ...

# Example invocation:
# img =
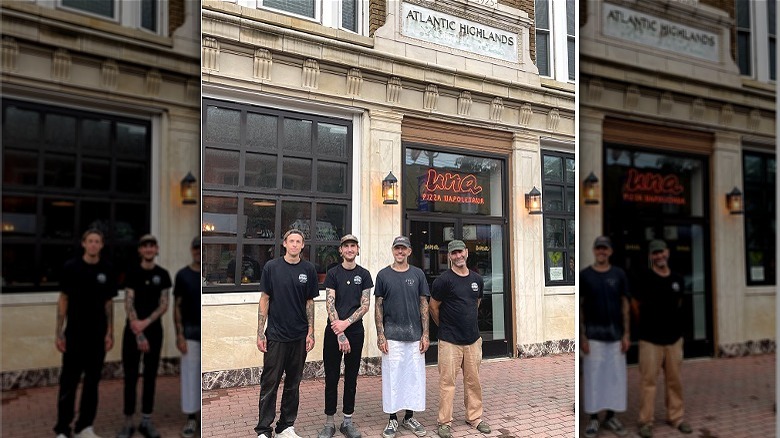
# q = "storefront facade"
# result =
<box><xmin>0</xmin><ymin>0</ymin><xmax>201</xmax><ymax>388</ymax></box>
<box><xmin>201</xmin><ymin>0</ymin><xmax>576</xmax><ymax>387</ymax></box>
<box><xmin>580</xmin><ymin>0</ymin><xmax>776</xmax><ymax>358</ymax></box>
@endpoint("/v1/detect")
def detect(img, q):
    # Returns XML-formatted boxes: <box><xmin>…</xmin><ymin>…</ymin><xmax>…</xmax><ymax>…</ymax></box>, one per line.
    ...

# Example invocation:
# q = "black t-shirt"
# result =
<box><xmin>324</xmin><ymin>264</ymin><xmax>374</xmax><ymax>334</ymax></box>
<box><xmin>636</xmin><ymin>269</ymin><xmax>685</xmax><ymax>345</ymax></box>
<box><xmin>431</xmin><ymin>269</ymin><xmax>483</xmax><ymax>345</ymax></box>
<box><xmin>61</xmin><ymin>257</ymin><xmax>117</xmax><ymax>342</ymax></box>
<box><xmin>124</xmin><ymin>264</ymin><xmax>172</xmax><ymax>328</ymax></box>
<box><xmin>173</xmin><ymin>265</ymin><xmax>201</xmax><ymax>341</ymax></box>
<box><xmin>374</xmin><ymin>265</ymin><xmax>430</xmax><ymax>342</ymax></box>
<box><xmin>579</xmin><ymin>266</ymin><xmax>630</xmax><ymax>342</ymax></box>
<box><xmin>260</xmin><ymin>257</ymin><xmax>320</xmax><ymax>342</ymax></box>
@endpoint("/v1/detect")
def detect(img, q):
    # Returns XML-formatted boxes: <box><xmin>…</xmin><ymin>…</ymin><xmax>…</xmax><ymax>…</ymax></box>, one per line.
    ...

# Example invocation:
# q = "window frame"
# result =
<box><xmin>541</xmin><ymin>149</ymin><xmax>576</xmax><ymax>286</ymax></box>
<box><xmin>736</xmin><ymin>0</ymin><xmax>776</xmax><ymax>82</ymax></box>
<box><xmin>534</xmin><ymin>0</ymin><xmax>575</xmax><ymax>83</ymax></box>
<box><xmin>202</xmin><ymin>99</ymin><xmax>354</xmax><ymax>293</ymax></box>
<box><xmin>742</xmin><ymin>150</ymin><xmax>776</xmax><ymax>286</ymax></box>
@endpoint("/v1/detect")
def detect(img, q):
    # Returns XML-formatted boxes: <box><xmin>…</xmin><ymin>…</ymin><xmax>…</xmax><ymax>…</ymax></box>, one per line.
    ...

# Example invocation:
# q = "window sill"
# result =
<box><xmin>543</xmin><ymin>285</ymin><xmax>575</xmax><ymax>296</ymax></box>
<box><xmin>541</xmin><ymin>78</ymin><xmax>575</xmax><ymax>94</ymax></box>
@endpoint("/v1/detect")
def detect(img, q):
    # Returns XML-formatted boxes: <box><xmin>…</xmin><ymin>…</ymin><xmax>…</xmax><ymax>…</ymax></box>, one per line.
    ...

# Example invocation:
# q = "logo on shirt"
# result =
<box><xmin>471</xmin><ymin>282</ymin><xmax>479</xmax><ymax>292</ymax></box>
<box><xmin>405</xmin><ymin>278</ymin><xmax>415</xmax><ymax>286</ymax></box>
<box><xmin>606</xmin><ymin>278</ymin><xmax>618</xmax><ymax>289</ymax></box>
<box><xmin>354</xmin><ymin>275</ymin><xmax>362</xmax><ymax>285</ymax></box>
<box><xmin>152</xmin><ymin>275</ymin><xmax>161</xmax><ymax>285</ymax></box>
<box><xmin>97</xmin><ymin>273</ymin><xmax>107</xmax><ymax>284</ymax></box>
<box><xmin>672</xmin><ymin>281</ymin><xmax>681</xmax><ymax>292</ymax></box>
<box><xmin>299</xmin><ymin>273</ymin><xmax>308</xmax><ymax>284</ymax></box>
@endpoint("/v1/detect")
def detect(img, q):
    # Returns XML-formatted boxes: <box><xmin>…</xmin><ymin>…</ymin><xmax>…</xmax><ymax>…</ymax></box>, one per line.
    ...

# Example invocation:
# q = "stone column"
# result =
<box><xmin>579</xmin><ymin>108</ymin><xmax>605</xmax><ymax>265</ymax></box>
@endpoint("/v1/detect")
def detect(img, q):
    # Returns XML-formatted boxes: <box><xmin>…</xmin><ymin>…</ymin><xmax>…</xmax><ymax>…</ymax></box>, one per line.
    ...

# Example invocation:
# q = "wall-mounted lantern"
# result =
<box><xmin>382</xmin><ymin>171</ymin><xmax>398</xmax><ymax>205</ymax></box>
<box><xmin>583</xmin><ymin>172</ymin><xmax>600</xmax><ymax>205</ymax></box>
<box><xmin>180</xmin><ymin>172</ymin><xmax>197</xmax><ymax>205</ymax></box>
<box><xmin>525</xmin><ymin>186</ymin><xmax>542</xmax><ymax>215</ymax></box>
<box><xmin>726</xmin><ymin>186</ymin><xmax>743</xmax><ymax>215</ymax></box>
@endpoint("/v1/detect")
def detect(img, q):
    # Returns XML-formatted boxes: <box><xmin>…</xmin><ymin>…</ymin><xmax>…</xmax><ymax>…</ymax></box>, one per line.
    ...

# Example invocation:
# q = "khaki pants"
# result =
<box><xmin>437</xmin><ymin>338</ymin><xmax>484</xmax><ymax>427</ymax></box>
<box><xmin>638</xmin><ymin>338</ymin><xmax>684</xmax><ymax>426</ymax></box>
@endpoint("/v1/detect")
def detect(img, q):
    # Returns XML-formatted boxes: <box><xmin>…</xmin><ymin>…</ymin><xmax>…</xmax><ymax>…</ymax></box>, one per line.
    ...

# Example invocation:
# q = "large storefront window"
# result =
<box><xmin>541</xmin><ymin>151</ymin><xmax>575</xmax><ymax>285</ymax></box>
<box><xmin>202</xmin><ymin>100</ymin><xmax>351</xmax><ymax>292</ymax></box>
<box><xmin>743</xmin><ymin>151</ymin><xmax>776</xmax><ymax>286</ymax></box>
<box><xmin>2</xmin><ymin>100</ymin><xmax>151</xmax><ymax>292</ymax></box>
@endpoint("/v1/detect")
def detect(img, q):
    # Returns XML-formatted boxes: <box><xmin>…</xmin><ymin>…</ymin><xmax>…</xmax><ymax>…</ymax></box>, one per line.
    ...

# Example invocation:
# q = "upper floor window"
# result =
<box><xmin>535</xmin><ymin>0</ymin><xmax>575</xmax><ymax>82</ymax></box>
<box><xmin>2</xmin><ymin>99</ymin><xmax>152</xmax><ymax>293</ymax></box>
<box><xmin>58</xmin><ymin>0</ymin><xmax>164</xmax><ymax>33</ymax></box>
<box><xmin>743</xmin><ymin>151</ymin><xmax>776</xmax><ymax>286</ymax></box>
<box><xmin>736</xmin><ymin>0</ymin><xmax>776</xmax><ymax>82</ymax></box>
<box><xmin>234</xmin><ymin>0</ymin><xmax>364</xmax><ymax>34</ymax></box>
<box><xmin>541</xmin><ymin>150</ymin><xmax>575</xmax><ymax>286</ymax></box>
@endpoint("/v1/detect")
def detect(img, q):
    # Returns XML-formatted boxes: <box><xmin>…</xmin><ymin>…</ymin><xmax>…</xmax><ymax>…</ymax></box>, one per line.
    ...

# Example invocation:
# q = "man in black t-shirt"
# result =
<box><xmin>54</xmin><ymin>229</ymin><xmax>117</xmax><ymax>438</ymax></box>
<box><xmin>117</xmin><ymin>234</ymin><xmax>172</xmax><ymax>438</ymax></box>
<box><xmin>173</xmin><ymin>236</ymin><xmax>202</xmax><ymax>438</ymax></box>
<box><xmin>255</xmin><ymin>229</ymin><xmax>319</xmax><ymax>438</ymax></box>
<box><xmin>430</xmin><ymin>240</ymin><xmax>490</xmax><ymax>438</ymax></box>
<box><xmin>634</xmin><ymin>240</ymin><xmax>692</xmax><ymax>438</ymax></box>
<box><xmin>375</xmin><ymin>235</ymin><xmax>430</xmax><ymax>438</ymax></box>
<box><xmin>579</xmin><ymin>236</ymin><xmax>630</xmax><ymax>438</ymax></box>
<box><xmin>317</xmin><ymin>234</ymin><xmax>373</xmax><ymax>438</ymax></box>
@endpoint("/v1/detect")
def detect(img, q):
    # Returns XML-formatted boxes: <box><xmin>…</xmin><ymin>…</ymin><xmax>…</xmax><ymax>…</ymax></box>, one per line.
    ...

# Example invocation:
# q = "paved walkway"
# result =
<box><xmin>202</xmin><ymin>355</ymin><xmax>575</xmax><ymax>438</ymax></box>
<box><xmin>579</xmin><ymin>353</ymin><xmax>776</xmax><ymax>438</ymax></box>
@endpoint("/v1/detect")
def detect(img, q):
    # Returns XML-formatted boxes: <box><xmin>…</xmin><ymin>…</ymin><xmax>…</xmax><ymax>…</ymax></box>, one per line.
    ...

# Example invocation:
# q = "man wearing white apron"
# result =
<box><xmin>580</xmin><ymin>236</ymin><xmax>630</xmax><ymax>437</ymax></box>
<box><xmin>374</xmin><ymin>236</ymin><xmax>430</xmax><ymax>438</ymax></box>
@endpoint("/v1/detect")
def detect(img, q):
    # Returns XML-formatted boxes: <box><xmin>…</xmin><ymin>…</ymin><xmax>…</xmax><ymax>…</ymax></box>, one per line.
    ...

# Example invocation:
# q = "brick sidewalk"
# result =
<box><xmin>201</xmin><ymin>355</ymin><xmax>576</xmax><ymax>438</ymax></box>
<box><xmin>578</xmin><ymin>353</ymin><xmax>776</xmax><ymax>438</ymax></box>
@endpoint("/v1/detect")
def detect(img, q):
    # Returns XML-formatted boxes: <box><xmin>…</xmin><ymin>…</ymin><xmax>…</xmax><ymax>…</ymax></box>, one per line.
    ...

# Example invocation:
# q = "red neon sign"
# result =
<box><xmin>421</xmin><ymin>168</ymin><xmax>485</xmax><ymax>205</ymax></box>
<box><xmin>622</xmin><ymin>168</ymin><xmax>686</xmax><ymax>205</ymax></box>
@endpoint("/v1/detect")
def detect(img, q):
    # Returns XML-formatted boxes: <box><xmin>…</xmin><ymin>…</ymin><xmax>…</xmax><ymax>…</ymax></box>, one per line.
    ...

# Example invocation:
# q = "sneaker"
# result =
<box><xmin>181</xmin><ymin>418</ymin><xmax>197</xmax><ymax>438</ymax></box>
<box><xmin>138</xmin><ymin>422</ymin><xmax>160</xmax><ymax>438</ymax></box>
<box><xmin>116</xmin><ymin>425</ymin><xmax>134</xmax><ymax>438</ymax></box>
<box><xmin>603</xmin><ymin>417</ymin><xmax>627</xmax><ymax>436</ymax></box>
<box><xmin>402</xmin><ymin>417</ymin><xmax>427</xmax><ymax>437</ymax></box>
<box><xmin>436</xmin><ymin>424</ymin><xmax>452</xmax><ymax>438</ymax></box>
<box><xmin>277</xmin><ymin>427</ymin><xmax>302</xmax><ymax>438</ymax></box>
<box><xmin>584</xmin><ymin>418</ymin><xmax>600</xmax><ymax>438</ymax></box>
<box><xmin>676</xmin><ymin>422</ymin><xmax>692</xmax><ymax>434</ymax></box>
<box><xmin>638</xmin><ymin>423</ymin><xmax>653</xmax><ymax>438</ymax></box>
<box><xmin>318</xmin><ymin>424</ymin><xmax>336</xmax><ymax>438</ymax></box>
<box><xmin>56</xmin><ymin>434</ymin><xmax>69</xmax><ymax>438</ymax></box>
<box><xmin>75</xmin><ymin>427</ymin><xmax>103</xmax><ymax>438</ymax></box>
<box><xmin>476</xmin><ymin>421</ymin><xmax>491</xmax><ymax>434</ymax></box>
<box><xmin>382</xmin><ymin>419</ymin><xmax>399</xmax><ymax>438</ymax></box>
<box><xmin>339</xmin><ymin>422</ymin><xmax>361</xmax><ymax>438</ymax></box>
<box><xmin>257</xmin><ymin>435</ymin><xmax>269</xmax><ymax>438</ymax></box>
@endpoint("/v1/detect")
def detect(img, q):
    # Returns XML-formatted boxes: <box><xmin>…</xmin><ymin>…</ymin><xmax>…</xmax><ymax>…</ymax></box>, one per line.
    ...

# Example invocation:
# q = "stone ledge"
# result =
<box><xmin>718</xmin><ymin>339</ymin><xmax>776</xmax><ymax>358</ymax></box>
<box><xmin>517</xmin><ymin>339</ymin><xmax>575</xmax><ymax>358</ymax></box>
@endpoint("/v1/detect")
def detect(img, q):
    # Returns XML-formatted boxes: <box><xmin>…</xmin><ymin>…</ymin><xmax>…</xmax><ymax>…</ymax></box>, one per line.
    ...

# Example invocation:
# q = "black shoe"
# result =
<box><xmin>116</xmin><ymin>425</ymin><xmax>134</xmax><ymax>438</ymax></box>
<box><xmin>339</xmin><ymin>422</ymin><xmax>361</xmax><ymax>438</ymax></box>
<box><xmin>318</xmin><ymin>425</ymin><xmax>336</xmax><ymax>438</ymax></box>
<box><xmin>138</xmin><ymin>422</ymin><xmax>160</xmax><ymax>438</ymax></box>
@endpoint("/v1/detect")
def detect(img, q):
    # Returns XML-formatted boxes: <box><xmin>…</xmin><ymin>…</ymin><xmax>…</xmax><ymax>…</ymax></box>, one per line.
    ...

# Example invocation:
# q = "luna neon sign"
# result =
<box><xmin>621</xmin><ymin>168</ymin><xmax>686</xmax><ymax>205</ymax></box>
<box><xmin>421</xmin><ymin>168</ymin><xmax>485</xmax><ymax>205</ymax></box>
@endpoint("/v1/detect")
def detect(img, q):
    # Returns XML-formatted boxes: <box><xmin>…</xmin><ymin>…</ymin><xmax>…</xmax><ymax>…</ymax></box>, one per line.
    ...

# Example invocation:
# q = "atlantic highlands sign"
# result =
<box><xmin>400</xmin><ymin>2</ymin><xmax>518</xmax><ymax>63</ymax></box>
<box><xmin>601</xmin><ymin>3</ymin><xmax>719</xmax><ymax>62</ymax></box>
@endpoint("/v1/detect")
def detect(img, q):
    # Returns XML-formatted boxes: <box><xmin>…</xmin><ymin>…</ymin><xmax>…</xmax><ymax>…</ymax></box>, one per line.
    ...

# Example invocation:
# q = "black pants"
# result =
<box><xmin>254</xmin><ymin>338</ymin><xmax>307</xmax><ymax>436</ymax></box>
<box><xmin>323</xmin><ymin>328</ymin><xmax>364</xmax><ymax>416</ymax></box>
<box><xmin>54</xmin><ymin>337</ymin><xmax>106</xmax><ymax>436</ymax></box>
<box><xmin>122</xmin><ymin>324</ymin><xmax>163</xmax><ymax>416</ymax></box>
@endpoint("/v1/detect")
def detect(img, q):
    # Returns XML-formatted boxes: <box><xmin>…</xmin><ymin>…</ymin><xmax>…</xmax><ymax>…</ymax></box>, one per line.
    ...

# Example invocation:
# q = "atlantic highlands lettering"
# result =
<box><xmin>601</xmin><ymin>3</ymin><xmax>719</xmax><ymax>62</ymax></box>
<box><xmin>401</xmin><ymin>2</ymin><xmax>518</xmax><ymax>63</ymax></box>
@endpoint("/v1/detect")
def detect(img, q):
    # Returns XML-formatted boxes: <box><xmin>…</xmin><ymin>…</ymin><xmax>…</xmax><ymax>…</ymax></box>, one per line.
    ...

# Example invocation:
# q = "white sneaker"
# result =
<box><xmin>257</xmin><ymin>435</ymin><xmax>269</xmax><ymax>438</ymax></box>
<box><xmin>56</xmin><ymin>434</ymin><xmax>68</xmax><ymax>438</ymax></box>
<box><xmin>74</xmin><ymin>426</ymin><xmax>103</xmax><ymax>438</ymax></box>
<box><xmin>276</xmin><ymin>427</ymin><xmax>302</xmax><ymax>438</ymax></box>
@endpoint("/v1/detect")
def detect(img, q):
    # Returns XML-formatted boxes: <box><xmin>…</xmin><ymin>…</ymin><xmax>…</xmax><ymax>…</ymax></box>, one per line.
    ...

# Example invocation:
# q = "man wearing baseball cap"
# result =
<box><xmin>430</xmin><ymin>240</ymin><xmax>490</xmax><ymax>437</ymax></box>
<box><xmin>580</xmin><ymin>236</ymin><xmax>630</xmax><ymax>438</ymax></box>
<box><xmin>634</xmin><ymin>240</ymin><xmax>691</xmax><ymax>437</ymax></box>
<box><xmin>118</xmin><ymin>234</ymin><xmax>172</xmax><ymax>438</ymax></box>
<box><xmin>317</xmin><ymin>234</ymin><xmax>374</xmax><ymax>438</ymax></box>
<box><xmin>374</xmin><ymin>236</ymin><xmax>430</xmax><ymax>438</ymax></box>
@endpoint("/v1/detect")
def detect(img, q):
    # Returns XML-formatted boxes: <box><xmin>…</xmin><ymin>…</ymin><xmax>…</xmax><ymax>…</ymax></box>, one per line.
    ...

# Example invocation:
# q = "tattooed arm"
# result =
<box><xmin>331</xmin><ymin>288</ymin><xmax>371</xmax><ymax>335</ymax></box>
<box><xmin>257</xmin><ymin>293</ymin><xmax>269</xmax><ymax>352</ymax></box>
<box><xmin>174</xmin><ymin>296</ymin><xmax>187</xmax><ymax>354</ymax></box>
<box><xmin>305</xmin><ymin>298</ymin><xmax>315</xmax><ymax>352</ymax></box>
<box><xmin>125</xmin><ymin>288</ymin><xmax>149</xmax><ymax>352</ymax></box>
<box><xmin>419</xmin><ymin>296</ymin><xmax>430</xmax><ymax>353</ymax></box>
<box><xmin>55</xmin><ymin>293</ymin><xmax>68</xmax><ymax>353</ymax></box>
<box><xmin>104</xmin><ymin>298</ymin><xmax>114</xmax><ymax>351</ymax></box>
<box><xmin>375</xmin><ymin>296</ymin><xmax>388</xmax><ymax>354</ymax></box>
<box><xmin>326</xmin><ymin>288</ymin><xmax>351</xmax><ymax>353</ymax></box>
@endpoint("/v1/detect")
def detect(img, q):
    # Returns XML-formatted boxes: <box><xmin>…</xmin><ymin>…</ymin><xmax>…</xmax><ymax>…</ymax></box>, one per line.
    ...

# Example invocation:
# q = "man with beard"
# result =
<box><xmin>54</xmin><ymin>229</ymin><xmax>117</xmax><ymax>438</ymax></box>
<box><xmin>117</xmin><ymin>234</ymin><xmax>172</xmax><ymax>438</ymax></box>
<box><xmin>317</xmin><ymin>234</ymin><xmax>373</xmax><ymax>438</ymax></box>
<box><xmin>580</xmin><ymin>236</ymin><xmax>629</xmax><ymax>438</ymax></box>
<box><xmin>255</xmin><ymin>229</ymin><xmax>318</xmax><ymax>438</ymax></box>
<box><xmin>375</xmin><ymin>236</ymin><xmax>430</xmax><ymax>438</ymax></box>
<box><xmin>635</xmin><ymin>240</ymin><xmax>692</xmax><ymax>438</ymax></box>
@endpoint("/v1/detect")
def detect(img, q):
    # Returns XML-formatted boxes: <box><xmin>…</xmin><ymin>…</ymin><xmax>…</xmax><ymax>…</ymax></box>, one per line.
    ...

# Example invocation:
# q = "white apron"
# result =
<box><xmin>382</xmin><ymin>340</ymin><xmax>426</xmax><ymax>413</ymax></box>
<box><xmin>582</xmin><ymin>339</ymin><xmax>627</xmax><ymax>413</ymax></box>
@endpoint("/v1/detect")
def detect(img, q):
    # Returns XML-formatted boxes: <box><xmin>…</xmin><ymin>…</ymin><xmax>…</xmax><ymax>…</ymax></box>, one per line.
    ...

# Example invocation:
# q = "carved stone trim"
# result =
<box><xmin>203</xmin><ymin>37</ymin><xmax>219</xmax><ymax>71</ymax></box>
<box><xmin>588</xmin><ymin>78</ymin><xmax>603</xmax><ymax>103</ymax></box>
<box><xmin>720</xmin><ymin>104</ymin><xmax>734</xmax><ymax>126</ymax></box>
<box><xmin>625</xmin><ymin>85</ymin><xmax>640</xmax><ymax>110</ymax></box>
<box><xmin>387</xmin><ymin>76</ymin><xmax>402</xmax><ymax>103</ymax></box>
<box><xmin>547</xmin><ymin>108</ymin><xmax>560</xmax><ymax>131</ymax></box>
<box><xmin>302</xmin><ymin>58</ymin><xmax>319</xmax><ymax>89</ymax></box>
<box><xmin>2</xmin><ymin>37</ymin><xmax>19</xmax><ymax>72</ymax></box>
<box><xmin>52</xmin><ymin>49</ymin><xmax>71</xmax><ymax>81</ymax></box>
<box><xmin>490</xmin><ymin>97</ymin><xmax>503</xmax><ymax>121</ymax></box>
<box><xmin>346</xmin><ymin>68</ymin><xmax>363</xmax><ymax>96</ymax></box>
<box><xmin>659</xmin><ymin>92</ymin><xmax>673</xmax><ymax>115</ymax></box>
<box><xmin>748</xmin><ymin>109</ymin><xmax>761</xmax><ymax>131</ymax></box>
<box><xmin>457</xmin><ymin>91</ymin><xmax>472</xmax><ymax>116</ymax></box>
<box><xmin>100</xmin><ymin>59</ymin><xmax>119</xmax><ymax>90</ymax></box>
<box><xmin>519</xmin><ymin>103</ymin><xmax>533</xmax><ymax>126</ymax></box>
<box><xmin>691</xmin><ymin>97</ymin><xmax>705</xmax><ymax>120</ymax></box>
<box><xmin>253</xmin><ymin>48</ymin><xmax>272</xmax><ymax>81</ymax></box>
<box><xmin>423</xmin><ymin>84</ymin><xmax>438</xmax><ymax>110</ymax></box>
<box><xmin>146</xmin><ymin>69</ymin><xmax>161</xmax><ymax>96</ymax></box>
